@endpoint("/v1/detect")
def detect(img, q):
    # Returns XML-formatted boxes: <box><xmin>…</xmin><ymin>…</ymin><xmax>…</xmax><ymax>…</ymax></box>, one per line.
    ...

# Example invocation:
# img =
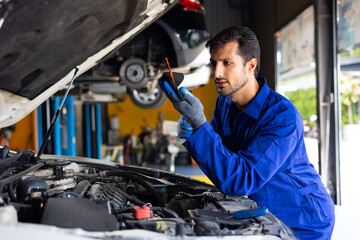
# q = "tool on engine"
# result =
<box><xmin>233</xmin><ymin>206</ymin><xmax>268</xmax><ymax>219</ymax></box>
<box><xmin>164</xmin><ymin>57</ymin><xmax>184</xmax><ymax>101</ymax></box>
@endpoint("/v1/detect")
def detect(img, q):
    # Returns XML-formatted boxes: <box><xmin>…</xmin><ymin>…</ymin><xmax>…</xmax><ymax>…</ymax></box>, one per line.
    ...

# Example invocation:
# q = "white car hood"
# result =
<box><xmin>0</xmin><ymin>0</ymin><xmax>178</xmax><ymax>128</ymax></box>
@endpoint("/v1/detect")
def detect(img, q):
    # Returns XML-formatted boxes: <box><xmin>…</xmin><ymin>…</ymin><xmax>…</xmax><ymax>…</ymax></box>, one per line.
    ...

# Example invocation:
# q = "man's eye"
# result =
<box><xmin>224</xmin><ymin>61</ymin><xmax>231</xmax><ymax>65</ymax></box>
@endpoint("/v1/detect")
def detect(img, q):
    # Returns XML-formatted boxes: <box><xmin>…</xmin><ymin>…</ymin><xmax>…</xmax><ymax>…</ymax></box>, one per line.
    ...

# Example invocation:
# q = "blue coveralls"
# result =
<box><xmin>184</xmin><ymin>76</ymin><xmax>335</xmax><ymax>239</ymax></box>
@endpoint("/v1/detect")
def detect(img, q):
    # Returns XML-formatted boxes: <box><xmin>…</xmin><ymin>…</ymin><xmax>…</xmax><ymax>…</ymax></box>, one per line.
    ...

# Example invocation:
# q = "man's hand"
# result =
<box><xmin>159</xmin><ymin>75</ymin><xmax>206</xmax><ymax>130</ymax></box>
<box><xmin>177</xmin><ymin>115</ymin><xmax>193</xmax><ymax>139</ymax></box>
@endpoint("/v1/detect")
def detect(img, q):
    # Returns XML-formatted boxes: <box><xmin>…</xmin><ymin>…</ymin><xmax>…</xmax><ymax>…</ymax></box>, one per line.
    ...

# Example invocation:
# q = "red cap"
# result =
<box><xmin>132</xmin><ymin>206</ymin><xmax>151</xmax><ymax>219</ymax></box>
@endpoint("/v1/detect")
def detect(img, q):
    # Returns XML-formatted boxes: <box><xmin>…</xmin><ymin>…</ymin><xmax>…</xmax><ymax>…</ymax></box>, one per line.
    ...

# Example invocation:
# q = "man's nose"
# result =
<box><xmin>213</xmin><ymin>63</ymin><xmax>223</xmax><ymax>78</ymax></box>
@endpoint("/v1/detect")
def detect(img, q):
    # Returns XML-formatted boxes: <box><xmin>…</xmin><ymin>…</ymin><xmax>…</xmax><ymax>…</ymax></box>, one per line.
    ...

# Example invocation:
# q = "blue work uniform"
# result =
<box><xmin>184</xmin><ymin>76</ymin><xmax>335</xmax><ymax>239</ymax></box>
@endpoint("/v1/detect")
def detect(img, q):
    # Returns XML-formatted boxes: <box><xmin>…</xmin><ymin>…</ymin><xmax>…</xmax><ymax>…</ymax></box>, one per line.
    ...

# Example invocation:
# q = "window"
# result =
<box><xmin>338</xmin><ymin>0</ymin><xmax>360</xmax><ymax>206</ymax></box>
<box><xmin>275</xmin><ymin>6</ymin><xmax>319</xmax><ymax>172</ymax></box>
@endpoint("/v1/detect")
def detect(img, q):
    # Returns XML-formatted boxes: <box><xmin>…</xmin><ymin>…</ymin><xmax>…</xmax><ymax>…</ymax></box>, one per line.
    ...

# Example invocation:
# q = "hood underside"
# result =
<box><xmin>0</xmin><ymin>0</ymin><xmax>178</xmax><ymax>128</ymax></box>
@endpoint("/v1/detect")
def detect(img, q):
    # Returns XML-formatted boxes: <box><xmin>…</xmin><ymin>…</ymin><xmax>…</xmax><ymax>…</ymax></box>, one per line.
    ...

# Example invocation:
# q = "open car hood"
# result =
<box><xmin>0</xmin><ymin>0</ymin><xmax>178</xmax><ymax>128</ymax></box>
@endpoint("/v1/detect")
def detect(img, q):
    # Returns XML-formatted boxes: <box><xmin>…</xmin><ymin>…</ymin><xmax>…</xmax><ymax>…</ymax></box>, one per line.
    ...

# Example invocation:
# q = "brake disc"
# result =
<box><xmin>119</xmin><ymin>58</ymin><xmax>149</xmax><ymax>89</ymax></box>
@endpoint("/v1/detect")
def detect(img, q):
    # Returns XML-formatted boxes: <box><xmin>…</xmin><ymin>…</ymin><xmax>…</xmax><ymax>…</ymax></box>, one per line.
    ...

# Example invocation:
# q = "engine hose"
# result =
<box><xmin>105</xmin><ymin>170</ymin><xmax>164</xmax><ymax>207</ymax></box>
<box><xmin>7</xmin><ymin>181</ymin><xmax>17</xmax><ymax>202</ymax></box>
<box><xmin>151</xmin><ymin>206</ymin><xmax>179</xmax><ymax>218</ymax></box>
<box><xmin>111</xmin><ymin>182</ymin><xmax>145</xmax><ymax>206</ymax></box>
<box><xmin>72</xmin><ymin>180</ymin><xmax>91</xmax><ymax>197</ymax></box>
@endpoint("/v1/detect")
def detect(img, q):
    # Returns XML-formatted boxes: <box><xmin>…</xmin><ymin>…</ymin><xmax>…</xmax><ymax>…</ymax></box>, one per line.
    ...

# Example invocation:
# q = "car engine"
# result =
<box><xmin>0</xmin><ymin>148</ymin><xmax>297</xmax><ymax>239</ymax></box>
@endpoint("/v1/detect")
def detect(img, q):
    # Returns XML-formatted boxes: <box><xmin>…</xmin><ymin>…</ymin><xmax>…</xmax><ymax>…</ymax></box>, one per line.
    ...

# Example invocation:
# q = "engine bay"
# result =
<box><xmin>0</xmin><ymin>148</ymin><xmax>297</xmax><ymax>239</ymax></box>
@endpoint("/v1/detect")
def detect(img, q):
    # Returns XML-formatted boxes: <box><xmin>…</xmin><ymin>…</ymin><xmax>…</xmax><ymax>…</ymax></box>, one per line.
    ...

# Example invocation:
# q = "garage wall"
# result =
<box><xmin>107</xmin><ymin>80</ymin><xmax>218</xmax><ymax>139</ymax></box>
<box><xmin>7</xmin><ymin>111</ymin><xmax>37</xmax><ymax>151</ymax></box>
<box><xmin>202</xmin><ymin>0</ymin><xmax>244</xmax><ymax>37</ymax></box>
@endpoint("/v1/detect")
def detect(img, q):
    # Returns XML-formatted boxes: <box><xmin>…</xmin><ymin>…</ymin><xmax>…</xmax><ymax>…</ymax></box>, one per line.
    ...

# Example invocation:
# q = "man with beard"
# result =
<box><xmin>158</xmin><ymin>26</ymin><xmax>335</xmax><ymax>239</ymax></box>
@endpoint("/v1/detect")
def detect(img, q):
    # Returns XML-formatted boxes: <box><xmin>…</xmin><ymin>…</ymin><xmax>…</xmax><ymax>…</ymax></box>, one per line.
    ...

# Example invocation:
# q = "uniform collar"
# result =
<box><xmin>243</xmin><ymin>76</ymin><xmax>270</xmax><ymax>119</ymax></box>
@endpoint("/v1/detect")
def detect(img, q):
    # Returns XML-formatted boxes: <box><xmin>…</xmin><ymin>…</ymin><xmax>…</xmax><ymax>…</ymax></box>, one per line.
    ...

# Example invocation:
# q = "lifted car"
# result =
<box><xmin>75</xmin><ymin>0</ymin><xmax>211</xmax><ymax>109</ymax></box>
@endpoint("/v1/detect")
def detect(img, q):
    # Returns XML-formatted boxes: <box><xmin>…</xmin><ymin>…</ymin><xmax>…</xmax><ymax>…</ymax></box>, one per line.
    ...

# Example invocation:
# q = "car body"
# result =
<box><xmin>74</xmin><ymin>0</ymin><xmax>211</xmax><ymax>109</ymax></box>
<box><xmin>0</xmin><ymin>1</ymin><xmax>297</xmax><ymax>239</ymax></box>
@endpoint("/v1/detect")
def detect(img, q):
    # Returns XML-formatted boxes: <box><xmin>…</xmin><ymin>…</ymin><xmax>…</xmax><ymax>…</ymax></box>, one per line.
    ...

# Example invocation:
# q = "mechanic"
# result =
<box><xmin>158</xmin><ymin>26</ymin><xmax>335</xmax><ymax>239</ymax></box>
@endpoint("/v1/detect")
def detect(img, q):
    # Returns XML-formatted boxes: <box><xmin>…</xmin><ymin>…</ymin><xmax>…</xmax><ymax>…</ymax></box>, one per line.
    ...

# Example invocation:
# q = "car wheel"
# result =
<box><xmin>129</xmin><ymin>84</ymin><xmax>167</xmax><ymax>109</ymax></box>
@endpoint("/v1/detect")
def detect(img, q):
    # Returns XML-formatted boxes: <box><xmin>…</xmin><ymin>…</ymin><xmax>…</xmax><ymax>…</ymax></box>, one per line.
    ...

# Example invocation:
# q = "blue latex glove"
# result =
<box><xmin>158</xmin><ymin>78</ymin><xmax>206</xmax><ymax>130</ymax></box>
<box><xmin>177</xmin><ymin>115</ymin><xmax>193</xmax><ymax>139</ymax></box>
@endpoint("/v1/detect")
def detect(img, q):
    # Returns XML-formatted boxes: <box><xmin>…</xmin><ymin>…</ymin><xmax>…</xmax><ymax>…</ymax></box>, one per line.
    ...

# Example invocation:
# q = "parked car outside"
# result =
<box><xmin>75</xmin><ymin>0</ymin><xmax>211</xmax><ymax>109</ymax></box>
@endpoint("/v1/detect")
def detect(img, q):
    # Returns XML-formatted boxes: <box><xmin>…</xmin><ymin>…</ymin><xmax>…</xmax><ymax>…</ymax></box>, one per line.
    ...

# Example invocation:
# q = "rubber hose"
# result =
<box><xmin>105</xmin><ymin>170</ymin><xmax>164</xmax><ymax>207</ymax></box>
<box><xmin>151</xmin><ymin>206</ymin><xmax>179</xmax><ymax>218</ymax></box>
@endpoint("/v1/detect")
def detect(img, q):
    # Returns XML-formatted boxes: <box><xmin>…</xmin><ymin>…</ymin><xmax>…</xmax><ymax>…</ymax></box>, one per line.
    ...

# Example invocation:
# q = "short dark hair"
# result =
<box><xmin>206</xmin><ymin>26</ymin><xmax>261</xmax><ymax>77</ymax></box>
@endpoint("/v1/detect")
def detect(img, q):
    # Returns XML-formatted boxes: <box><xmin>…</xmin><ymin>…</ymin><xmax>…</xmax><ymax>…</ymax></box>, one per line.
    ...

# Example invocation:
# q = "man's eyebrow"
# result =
<box><xmin>210</xmin><ymin>58</ymin><xmax>232</xmax><ymax>62</ymax></box>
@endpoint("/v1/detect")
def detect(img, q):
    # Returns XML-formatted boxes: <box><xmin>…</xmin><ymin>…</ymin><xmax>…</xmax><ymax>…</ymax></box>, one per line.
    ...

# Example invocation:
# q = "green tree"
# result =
<box><xmin>285</xmin><ymin>88</ymin><xmax>317</xmax><ymax>127</ymax></box>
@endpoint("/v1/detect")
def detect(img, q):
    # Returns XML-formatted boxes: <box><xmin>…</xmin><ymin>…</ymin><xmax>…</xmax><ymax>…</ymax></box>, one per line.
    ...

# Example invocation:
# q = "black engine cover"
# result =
<box><xmin>41</xmin><ymin>198</ymin><xmax>118</xmax><ymax>231</ymax></box>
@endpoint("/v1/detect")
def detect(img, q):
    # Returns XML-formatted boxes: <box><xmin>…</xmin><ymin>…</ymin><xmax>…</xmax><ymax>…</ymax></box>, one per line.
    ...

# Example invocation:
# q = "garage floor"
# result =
<box><xmin>173</xmin><ymin>165</ymin><xmax>357</xmax><ymax>239</ymax></box>
<box><xmin>333</xmin><ymin>205</ymin><xmax>358</xmax><ymax>239</ymax></box>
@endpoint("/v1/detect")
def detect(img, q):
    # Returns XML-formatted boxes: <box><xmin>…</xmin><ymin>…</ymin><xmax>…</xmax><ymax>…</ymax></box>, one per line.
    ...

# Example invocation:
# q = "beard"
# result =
<box><xmin>215</xmin><ymin>76</ymin><xmax>248</xmax><ymax>96</ymax></box>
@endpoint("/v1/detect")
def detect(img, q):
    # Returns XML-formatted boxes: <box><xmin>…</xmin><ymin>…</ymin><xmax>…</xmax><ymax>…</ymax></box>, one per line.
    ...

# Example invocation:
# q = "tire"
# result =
<box><xmin>129</xmin><ymin>84</ymin><xmax>167</xmax><ymax>109</ymax></box>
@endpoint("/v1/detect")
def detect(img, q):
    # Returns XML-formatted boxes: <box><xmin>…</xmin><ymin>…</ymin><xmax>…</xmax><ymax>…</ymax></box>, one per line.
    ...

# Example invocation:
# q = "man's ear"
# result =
<box><xmin>247</xmin><ymin>58</ymin><xmax>257</xmax><ymax>74</ymax></box>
